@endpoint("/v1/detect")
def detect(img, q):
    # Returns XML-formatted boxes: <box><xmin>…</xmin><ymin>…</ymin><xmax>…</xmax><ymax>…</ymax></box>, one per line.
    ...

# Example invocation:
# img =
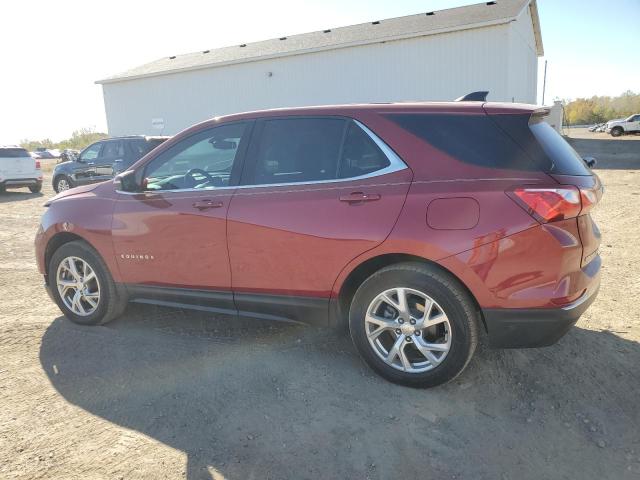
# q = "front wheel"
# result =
<box><xmin>54</xmin><ymin>175</ymin><xmax>72</xmax><ymax>193</ymax></box>
<box><xmin>49</xmin><ymin>241</ymin><xmax>127</xmax><ymax>325</ymax></box>
<box><xmin>610</xmin><ymin>127</ymin><xmax>623</xmax><ymax>137</ymax></box>
<box><xmin>349</xmin><ymin>262</ymin><xmax>479</xmax><ymax>388</ymax></box>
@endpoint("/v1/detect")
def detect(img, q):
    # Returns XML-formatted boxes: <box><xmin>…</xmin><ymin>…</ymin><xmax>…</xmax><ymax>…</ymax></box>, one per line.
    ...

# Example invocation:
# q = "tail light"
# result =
<box><xmin>508</xmin><ymin>184</ymin><xmax>601</xmax><ymax>223</ymax></box>
<box><xmin>35</xmin><ymin>160</ymin><xmax>41</xmax><ymax>169</ymax></box>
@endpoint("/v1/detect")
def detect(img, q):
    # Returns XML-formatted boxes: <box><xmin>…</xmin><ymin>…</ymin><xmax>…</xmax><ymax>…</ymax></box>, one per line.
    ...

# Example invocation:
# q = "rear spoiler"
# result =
<box><xmin>455</xmin><ymin>91</ymin><xmax>489</xmax><ymax>102</ymax></box>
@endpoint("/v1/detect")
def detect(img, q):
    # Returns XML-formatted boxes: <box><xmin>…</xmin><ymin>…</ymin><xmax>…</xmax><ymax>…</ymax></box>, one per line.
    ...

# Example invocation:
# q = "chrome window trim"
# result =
<box><xmin>115</xmin><ymin>119</ymin><xmax>407</xmax><ymax>195</ymax></box>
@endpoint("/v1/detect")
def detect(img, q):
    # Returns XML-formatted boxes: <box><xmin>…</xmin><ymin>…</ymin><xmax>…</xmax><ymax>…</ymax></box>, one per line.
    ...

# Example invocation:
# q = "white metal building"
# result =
<box><xmin>97</xmin><ymin>0</ymin><xmax>543</xmax><ymax>137</ymax></box>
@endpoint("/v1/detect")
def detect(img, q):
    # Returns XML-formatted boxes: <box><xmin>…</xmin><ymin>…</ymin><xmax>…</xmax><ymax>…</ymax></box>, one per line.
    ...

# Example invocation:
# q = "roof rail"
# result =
<box><xmin>455</xmin><ymin>91</ymin><xmax>489</xmax><ymax>102</ymax></box>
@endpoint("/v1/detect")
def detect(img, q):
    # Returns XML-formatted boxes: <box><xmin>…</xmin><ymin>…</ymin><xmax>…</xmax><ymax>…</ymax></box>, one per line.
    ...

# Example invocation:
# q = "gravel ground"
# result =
<box><xmin>0</xmin><ymin>136</ymin><xmax>639</xmax><ymax>479</ymax></box>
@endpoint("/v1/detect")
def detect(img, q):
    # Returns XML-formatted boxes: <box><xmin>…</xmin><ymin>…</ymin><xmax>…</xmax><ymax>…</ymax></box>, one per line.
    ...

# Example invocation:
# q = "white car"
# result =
<box><xmin>606</xmin><ymin>114</ymin><xmax>640</xmax><ymax>137</ymax></box>
<box><xmin>0</xmin><ymin>146</ymin><xmax>43</xmax><ymax>193</ymax></box>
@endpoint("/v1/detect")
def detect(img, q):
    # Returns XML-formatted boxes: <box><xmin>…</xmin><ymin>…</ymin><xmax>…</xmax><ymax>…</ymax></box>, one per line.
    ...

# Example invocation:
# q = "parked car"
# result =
<box><xmin>59</xmin><ymin>149</ymin><xmax>79</xmax><ymax>163</ymax></box>
<box><xmin>0</xmin><ymin>146</ymin><xmax>42</xmax><ymax>193</ymax></box>
<box><xmin>35</xmin><ymin>148</ymin><xmax>60</xmax><ymax>159</ymax></box>
<box><xmin>606</xmin><ymin>114</ymin><xmax>640</xmax><ymax>137</ymax></box>
<box><xmin>52</xmin><ymin>136</ymin><xmax>169</xmax><ymax>192</ymax></box>
<box><xmin>35</xmin><ymin>102</ymin><xmax>603</xmax><ymax>388</ymax></box>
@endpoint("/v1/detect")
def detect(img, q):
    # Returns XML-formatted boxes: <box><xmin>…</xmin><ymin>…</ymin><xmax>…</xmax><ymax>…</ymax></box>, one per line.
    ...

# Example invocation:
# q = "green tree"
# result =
<box><xmin>564</xmin><ymin>91</ymin><xmax>640</xmax><ymax>125</ymax></box>
<box><xmin>20</xmin><ymin>127</ymin><xmax>107</xmax><ymax>152</ymax></box>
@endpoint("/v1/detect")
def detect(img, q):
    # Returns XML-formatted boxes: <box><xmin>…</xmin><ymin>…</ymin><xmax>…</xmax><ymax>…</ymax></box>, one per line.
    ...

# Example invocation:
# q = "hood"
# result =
<box><xmin>53</xmin><ymin>160</ymin><xmax>74</xmax><ymax>170</ymax></box>
<box><xmin>607</xmin><ymin>119</ymin><xmax>624</xmax><ymax>126</ymax></box>
<box><xmin>44</xmin><ymin>182</ymin><xmax>99</xmax><ymax>206</ymax></box>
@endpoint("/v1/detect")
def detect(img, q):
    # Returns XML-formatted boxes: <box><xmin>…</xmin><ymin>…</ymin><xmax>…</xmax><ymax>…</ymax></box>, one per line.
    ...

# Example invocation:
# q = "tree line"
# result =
<box><xmin>20</xmin><ymin>127</ymin><xmax>107</xmax><ymax>152</ymax></box>
<box><xmin>563</xmin><ymin>90</ymin><xmax>639</xmax><ymax>126</ymax></box>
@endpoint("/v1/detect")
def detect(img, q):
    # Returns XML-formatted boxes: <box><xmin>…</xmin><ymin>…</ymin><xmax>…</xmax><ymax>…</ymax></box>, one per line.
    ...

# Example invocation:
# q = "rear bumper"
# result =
<box><xmin>483</xmin><ymin>259</ymin><xmax>600</xmax><ymax>348</ymax></box>
<box><xmin>1</xmin><ymin>178</ymin><xmax>42</xmax><ymax>187</ymax></box>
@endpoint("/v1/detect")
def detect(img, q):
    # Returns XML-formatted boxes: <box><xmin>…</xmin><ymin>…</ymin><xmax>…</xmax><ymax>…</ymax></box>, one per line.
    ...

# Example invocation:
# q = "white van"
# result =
<box><xmin>0</xmin><ymin>146</ymin><xmax>42</xmax><ymax>193</ymax></box>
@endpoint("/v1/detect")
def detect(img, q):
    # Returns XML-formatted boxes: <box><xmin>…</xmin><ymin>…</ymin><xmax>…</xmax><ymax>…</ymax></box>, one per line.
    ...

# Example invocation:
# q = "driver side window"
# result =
<box><xmin>80</xmin><ymin>143</ymin><xmax>102</xmax><ymax>161</ymax></box>
<box><xmin>144</xmin><ymin>123</ymin><xmax>247</xmax><ymax>191</ymax></box>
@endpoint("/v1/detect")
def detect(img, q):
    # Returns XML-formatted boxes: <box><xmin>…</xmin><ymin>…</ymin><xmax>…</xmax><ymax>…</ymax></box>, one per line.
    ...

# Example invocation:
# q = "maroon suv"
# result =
<box><xmin>35</xmin><ymin>101</ymin><xmax>602</xmax><ymax>387</ymax></box>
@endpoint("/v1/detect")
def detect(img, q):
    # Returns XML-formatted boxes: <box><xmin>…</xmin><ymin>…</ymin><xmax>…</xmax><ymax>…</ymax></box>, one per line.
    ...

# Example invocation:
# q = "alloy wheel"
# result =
<box><xmin>365</xmin><ymin>287</ymin><xmax>451</xmax><ymax>373</ymax></box>
<box><xmin>57</xmin><ymin>178</ymin><xmax>70</xmax><ymax>191</ymax></box>
<box><xmin>56</xmin><ymin>256</ymin><xmax>101</xmax><ymax>316</ymax></box>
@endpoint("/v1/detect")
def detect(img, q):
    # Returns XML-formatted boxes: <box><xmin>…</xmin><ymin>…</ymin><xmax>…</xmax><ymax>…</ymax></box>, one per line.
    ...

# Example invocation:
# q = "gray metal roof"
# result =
<box><xmin>97</xmin><ymin>0</ymin><xmax>542</xmax><ymax>84</ymax></box>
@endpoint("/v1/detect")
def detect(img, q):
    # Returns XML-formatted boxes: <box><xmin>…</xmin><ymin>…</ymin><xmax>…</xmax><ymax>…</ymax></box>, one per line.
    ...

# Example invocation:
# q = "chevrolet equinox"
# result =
<box><xmin>35</xmin><ymin>101</ymin><xmax>603</xmax><ymax>387</ymax></box>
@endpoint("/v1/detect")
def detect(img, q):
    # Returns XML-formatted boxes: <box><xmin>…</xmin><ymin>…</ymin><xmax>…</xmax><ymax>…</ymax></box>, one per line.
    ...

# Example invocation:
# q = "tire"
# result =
<box><xmin>611</xmin><ymin>127</ymin><xmax>623</xmax><ymax>137</ymax></box>
<box><xmin>49</xmin><ymin>240</ymin><xmax>127</xmax><ymax>325</ymax></box>
<box><xmin>54</xmin><ymin>175</ymin><xmax>72</xmax><ymax>193</ymax></box>
<box><xmin>29</xmin><ymin>184</ymin><xmax>42</xmax><ymax>193</ymax></box>
<box><xmin>348</xmin><ymin>262</ymin><xmax>479</xmax><ymax>388</ymax></box>
<box><xmin>0</xmin><ymin>185</ymin><xmax>5</xmax><ymax>193</ymax></box>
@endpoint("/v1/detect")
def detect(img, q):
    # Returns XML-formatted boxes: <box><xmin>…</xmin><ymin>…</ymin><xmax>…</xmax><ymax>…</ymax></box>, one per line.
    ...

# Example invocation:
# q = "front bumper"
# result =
<box><xmin>483</xmin><ymin>273</ymin><xmax>600</xmax><ymax>348</ymax></box>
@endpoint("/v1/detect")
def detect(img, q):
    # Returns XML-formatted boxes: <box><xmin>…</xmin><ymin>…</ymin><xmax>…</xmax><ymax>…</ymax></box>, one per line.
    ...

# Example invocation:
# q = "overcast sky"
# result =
<box><xmin>1</xmin><ymin>0</ymin><xmax>638</xmax><ymax>144</ymax></box>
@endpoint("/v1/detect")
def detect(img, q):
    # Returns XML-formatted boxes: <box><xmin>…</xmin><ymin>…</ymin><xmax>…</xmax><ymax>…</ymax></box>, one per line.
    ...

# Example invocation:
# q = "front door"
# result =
<box><xmin>226</xmin><ymin>117</ymin><xmax>412</xmax><ymax>324</ymax></box>
<box><xmin>112</xmin><ymin>121</ymin><xmax>252</xmax><ymax>311</ymax></box>
<box><xmin>74</xmin><ymin>142</ymin><xmax>102</xmax><ymax>185</ymax></box>
<box><xmin>95</xmin><ymin>139</ymin><xmax>124</xmax><ymax>181</ymax></box>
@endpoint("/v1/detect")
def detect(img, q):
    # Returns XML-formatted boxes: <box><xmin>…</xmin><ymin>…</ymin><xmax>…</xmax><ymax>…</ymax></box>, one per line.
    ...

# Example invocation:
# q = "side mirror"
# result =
<box><xmin>584</xmin><ymin>156</ymin><xmax>597</xmax><ymax>168</ymax></box>
<box><xmin>114</xmin><ymin>170</ymin><xmax>141</xmax><ymax>192</ymax></box>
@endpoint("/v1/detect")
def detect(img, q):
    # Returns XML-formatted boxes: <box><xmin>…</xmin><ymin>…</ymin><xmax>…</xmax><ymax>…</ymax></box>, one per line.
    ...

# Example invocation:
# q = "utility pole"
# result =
<box><xmin>542</xmin><ymin>60</ymin><xmax>548</xmax><ymax>105</ymax></box>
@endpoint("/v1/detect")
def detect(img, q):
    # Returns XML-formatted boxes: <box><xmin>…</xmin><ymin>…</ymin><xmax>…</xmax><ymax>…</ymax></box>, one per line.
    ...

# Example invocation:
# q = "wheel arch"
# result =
<box><xmin>45</xmin><ymin>232</ymin><xmax>95</xmax><ymax>278</ymax></box>
<box><xmin>333</xmin><ymin>253</ymin><xmax>486</xmax><ymax>332</ymax></box>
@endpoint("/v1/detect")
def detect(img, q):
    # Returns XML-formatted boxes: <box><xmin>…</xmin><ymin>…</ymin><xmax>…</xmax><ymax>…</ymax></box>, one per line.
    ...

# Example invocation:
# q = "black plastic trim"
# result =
<box><xmin>123</xmin><ymin>284</ymin><xmax>330</xmax><ymax>326</ymax></box>
<box><xmin>483</xmin><ymin>284</ymin><xmax>599</xmax><ymax>348</ymax></box>
<box><xmin>234</xmin><ymin>292</ymin><xmax>328</xmax><ymax>326</ymax></box>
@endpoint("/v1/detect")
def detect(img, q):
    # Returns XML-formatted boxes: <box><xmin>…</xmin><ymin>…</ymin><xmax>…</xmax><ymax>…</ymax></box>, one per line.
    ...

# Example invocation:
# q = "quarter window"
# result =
<box><xmin>339</xmin><ymin>122</ymin><xmax>390</xmax><ymax>178</ymax></box>
<box><xmin>144</xmin><ymin>123</ymin><xmax>247</xmax><ymax>191</ymax></box>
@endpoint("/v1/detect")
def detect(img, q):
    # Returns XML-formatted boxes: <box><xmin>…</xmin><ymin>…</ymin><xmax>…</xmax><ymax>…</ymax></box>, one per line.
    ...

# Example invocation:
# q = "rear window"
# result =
<box><xmin>488</xmin><ymin>113</ymin><xmax>591</xmax><ymax>176</ymax></box>
<box><xmin>386</xmin><ymin>114</ymin><xmax>538</xmax><ymax>171</ymax></box>
<box><xmin>528</xmin><ymin>118</ymin><xmax>591</xmax><ymax>176</ymax></box>
<box><xmin>0</xmin><ymin>148</ymin><xmax>30</xmax><ymax>158</ymax></box>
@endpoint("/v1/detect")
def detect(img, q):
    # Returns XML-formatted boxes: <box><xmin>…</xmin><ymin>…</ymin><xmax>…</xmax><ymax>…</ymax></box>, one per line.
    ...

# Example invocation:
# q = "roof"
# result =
<box><xmin>97</xmin><ymin>0</ymin><xmax>543</xmax><ymax>85</ymax></box>
<box><xmin>196</xmin><ymin>101</ymin><xmax>539</xmax><ymax>126</ymax></box>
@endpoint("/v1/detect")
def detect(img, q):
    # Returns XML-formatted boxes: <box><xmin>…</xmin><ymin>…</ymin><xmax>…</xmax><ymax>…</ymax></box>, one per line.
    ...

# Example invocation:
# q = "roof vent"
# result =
<box><xmin>371</xmin><ymin>21</ymin><xmax>380</xmax><ymax>25</ymax></box>
<box><xmin>486</xmin><ymin>1</ymin><xmax>496</xmax><ymax>5</ymax></box>
<box><xmin>169</xmin><ymin>56</ymin><xmax>176</xmax><ymax>59</ymax></box>
<box><xmin>323</xmin><ymin>29</ymin><xmax>331</xmax><ymax>33</ymax></box>
<box><xmin>426</xmin><ymin>11</ymin><xmax>435</xmax><ymax>16</ymax></box>
<box><xmin>279</xmin><ymin>37</ymin><xmax>287</xmax><ymax>40</ymax></box>
<box><xmin>202</xmin><ymin>50</ymin><xmax>210</xmax><ymax>54</ymax></box>
<box><xmin>239</xmin><ymin>44</ymin><xmax>247</xmax><ymax>47</ymax></box>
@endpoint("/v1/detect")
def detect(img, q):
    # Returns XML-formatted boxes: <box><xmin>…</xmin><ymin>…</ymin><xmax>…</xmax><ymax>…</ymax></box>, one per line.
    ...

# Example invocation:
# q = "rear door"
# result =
<box><xmin>226</xmin><ymin>116</ymin><xmax>412</xmax><ymax>324</ymax></box>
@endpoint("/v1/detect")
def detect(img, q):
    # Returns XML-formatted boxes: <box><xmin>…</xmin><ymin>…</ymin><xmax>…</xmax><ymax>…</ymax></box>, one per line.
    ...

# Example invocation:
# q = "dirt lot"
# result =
<box><xmin>1</xmin><ymin>134</ymin><xmax>639</xmax><ymax>480</ymax></box>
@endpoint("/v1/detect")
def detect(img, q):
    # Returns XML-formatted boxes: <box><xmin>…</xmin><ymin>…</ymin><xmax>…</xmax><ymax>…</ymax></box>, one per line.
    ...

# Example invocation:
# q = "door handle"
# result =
<box><xmin>339</xmin><ymin>192</ymin><xmax>381</xmax><ymax>203</ymax></box>
<box><xmin>193</xmin><ymin>199</ymin><xmax>224</xmax><ymax>210</ymax></box>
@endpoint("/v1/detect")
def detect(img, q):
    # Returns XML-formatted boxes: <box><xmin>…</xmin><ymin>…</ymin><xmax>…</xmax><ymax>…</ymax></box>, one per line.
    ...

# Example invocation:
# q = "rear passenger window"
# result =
<box><xmin>250</xmin><ymin>118</ymin><xmax>391</xmax><ymax>185</ymax></box>
<box><xmin>253</xmin><ymin>118</ymin><xmax>345</xmax><ymax>184</ymax></box>
<box><xmin>387</xmin><ymin>114</ymin><xmax>537</xmax><ymax>171</ymax></box>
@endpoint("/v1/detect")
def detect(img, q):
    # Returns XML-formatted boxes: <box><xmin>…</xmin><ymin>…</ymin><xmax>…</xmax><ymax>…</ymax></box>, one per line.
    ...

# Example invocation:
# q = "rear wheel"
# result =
<box><xmin>611</xmin><ymin>127</ymin><xmax>623</xmax><ymax>137</ymax></box>
<box><xmin>49</xmin><ymin>241</ymin><xmax>127</xmax><ymax>325</ymax></box>
<box><xmin>349</xmin><ymin>262</ymin><xmax>479</xmax><ymax>388</ymax></box>
<box><xmin>29</xmin><ymin>184</ymin><xmax>42</xmax><ymax>193</ymax></box>
<box><xmin>54</xmin><ymin>175</ymin><xmax>72</xmax><ymax>193</ymax></box>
